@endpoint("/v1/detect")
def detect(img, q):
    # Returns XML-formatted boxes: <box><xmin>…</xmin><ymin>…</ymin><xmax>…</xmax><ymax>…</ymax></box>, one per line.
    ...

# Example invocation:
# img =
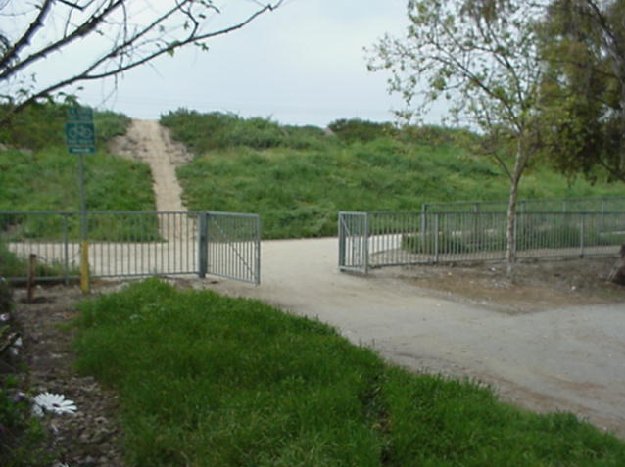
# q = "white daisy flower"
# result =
<box><xmin>32</xmin><ymin>392</ymin><xmax>77</xmax><ymax>416</ymax></box>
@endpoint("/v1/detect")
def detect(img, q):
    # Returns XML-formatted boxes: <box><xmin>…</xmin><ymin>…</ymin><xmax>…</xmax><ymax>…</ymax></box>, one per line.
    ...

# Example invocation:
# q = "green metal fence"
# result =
<box><xmin>0</xmin><ymin>210</ymin><xmax>261</xmax><ymax>285</ymax></box>
<box><xmin>339</xmin><ymin>210</ymin><xmax>625</xmax><ymax>272</ymax></box>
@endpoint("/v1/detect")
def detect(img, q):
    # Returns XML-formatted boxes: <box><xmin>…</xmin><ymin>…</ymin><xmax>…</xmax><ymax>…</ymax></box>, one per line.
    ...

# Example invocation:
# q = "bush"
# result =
<box><xmin>402</xmin><ymin>221</ymin><xmax>625</xmax><ymax>257</ymax></box>
<box><xmin>328</xmin><ymin>118</ymin><xmax>397</xmax><ymax>143</ymax></box>
<box><xmin>401</xmin><ymin>232</ymin><xmax>480</xmax><ymax>255</ymax></box>
<box><xmin>399</xmin><ymin>124</ymin><xmax>480</xmax><ymax>147</ymax></box>
<box><xmin>161</xmin><ymin>109</ymin><xmax>328</xmax><ymax>154</ymax></box>
<box><xmin>0</xmin><ymin>103</ymin><xmax>129</xmax><ymax>152</ymax></box>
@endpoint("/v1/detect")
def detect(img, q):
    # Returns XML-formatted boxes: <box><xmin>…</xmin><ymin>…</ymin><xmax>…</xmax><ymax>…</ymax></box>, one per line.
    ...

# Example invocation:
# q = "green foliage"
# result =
<box><xmin>73</xmin><ymin>279</ymin><xmax>625</xmax><ymax>465</ymax></box>
<box><xmin>0</xmin><ymin>147</ymin><xmax>157</xmax><ymax>240</ymax></box>
<box><xmin>0</xmin><ymin>102</ymin><xmax>66</xmax><ymax>150</ymax></box>
<box><xmin>75</xmin><ymin>279</ymin><xmax>385</xmax><ymax>465</ymax></box>
<box><xmin>0</xmin><ymin>310</ymin><xmax>51</xmax><ymax>466</ymax></box>
<box><xmin>0</xmin><ymin>240</ymin><xmax>73</xmax><ymax>279</ymax></box>
<box><xmin>0</xmin><ymin>102</ymin><xmax>129</xmax><ymax>152</ymax></box>
<box><xmin>402</xmin><ymin>219</ymin><xmax>624</xmax><ymax>256</ymax></box>
<box><xmin>93</xmin><ymin>111</ymin><xmax>131</xmax><ymax>150</ymax></box>
<box><xmin>0</xmin><ymin>386</ymin><xmax>50</xmax><ymax>467</ymax></box>
<box><xmin>384</xmin><ymin>367</ymin><xmax>625</xmax><ymax>465</ymax></box>
<box><xmin>161</xmin><ymin>108</ymin><xmax>329</xmax><ymax>154</ymax></box>
<box><xmin>539</xmin><ymin>0</ymin><xmax>625</xmax><ymax>184</ymax></box>
<box><xmin>0</xmin><ymin>102</ymin><xmax>156</xmax><ymax>241</ymax></box>
<box><xmin>176</xmin><ymin>135</ymin><xmax>625</xmax><ymax>239</ymax></box>
<box><xmin>328</xmin><ymin>118</ymin><xmax>397</xmax><ymax>143</ymax></box>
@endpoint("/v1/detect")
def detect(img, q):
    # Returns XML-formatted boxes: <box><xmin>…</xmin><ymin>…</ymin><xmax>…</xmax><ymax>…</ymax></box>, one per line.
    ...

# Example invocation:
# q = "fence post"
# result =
<box><xmin>420</xmin><ymin>204</ymin><xmax>428</xmax><ymax>243</ymax></box>
<box><xmin>254</xmin><ymin>215</ymin><xmax>261</xmax><ymax>286</ymax></box>
<box><xmin>580</xmin><ymin>214</ymin><xmax>585</xmax><ymax>257</ymax></box>
<box><xmin>338</xmin><ymin>213</ymin><xmax>345</xmax><ymax>268</ymax></box>
<box><xmin>80</xmin><ymin>241</ymin><xmax>90</xmax><ymax>294</ymax></box>
<box><xmin>198</xmin><ymin>212</ymin><xmax>208</xmax><ymax>278</ymax></box>
<box><xmin>434</xmin><ymin>213</ymin><xmax>440</xmax><ymax>263</ymax></box>
<box><xmin>363</xmin><ymin>212</ymin><xmax>370</xmax><ymax>274</ymax></box>
<box><xmin>63</xmin><ymin>213</ymin><xmax>69</xmax><ymax>285</ymax></box>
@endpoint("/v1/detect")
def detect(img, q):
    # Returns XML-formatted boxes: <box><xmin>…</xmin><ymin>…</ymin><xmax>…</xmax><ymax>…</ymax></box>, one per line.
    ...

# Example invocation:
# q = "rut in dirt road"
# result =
<box><xmin>111</xmin><ymin>119</ymin><xmax>193</xmax><ymax>241</ymax></box>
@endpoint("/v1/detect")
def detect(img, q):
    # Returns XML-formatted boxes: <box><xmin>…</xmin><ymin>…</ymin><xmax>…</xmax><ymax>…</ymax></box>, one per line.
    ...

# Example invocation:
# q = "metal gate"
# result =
<box><xmin>1</xmin><ymin>210</ymin><xmax>261</xmax><ymax>285</ymax></box>
<box><xmin>338</xmin><ymin>211</ymin><xmax>368</xmax><ymax>273</ymax></box>
<box><xmin>198</xmin><ymin>212</ymin><xmax>261</xmax><ymax>285</ymax></box>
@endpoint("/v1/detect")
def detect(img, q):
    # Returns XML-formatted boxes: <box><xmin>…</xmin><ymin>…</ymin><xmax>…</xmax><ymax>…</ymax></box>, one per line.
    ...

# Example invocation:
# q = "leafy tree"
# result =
<box><xmin>0</xmin><ymin>0</ymin><xmax>281</xmax><ymax>125</ymax></box>
<box><xmin>369</xmin><ymin>0</ymin><xmax>547</xmax><ymax>276</ymax></box>
<box><xmin>539</xmin><ymin>0</ymin><xmax>625</xmax><ymax>184</ymax></box>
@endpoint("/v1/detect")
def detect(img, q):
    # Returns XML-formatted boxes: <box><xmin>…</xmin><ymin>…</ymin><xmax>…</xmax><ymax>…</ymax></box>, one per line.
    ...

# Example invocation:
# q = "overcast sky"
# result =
<box><xmin>73</xmin><ymin>0</ymin><xmax>413</xmax><ymax>127</ymax></box>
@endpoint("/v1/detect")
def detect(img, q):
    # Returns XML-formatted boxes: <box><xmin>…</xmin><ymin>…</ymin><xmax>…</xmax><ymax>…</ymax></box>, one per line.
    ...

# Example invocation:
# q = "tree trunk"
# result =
<box><xmin>505</xmin><ymin>144</ymin><xmax>526</xmax><ymax>279</ymax></box>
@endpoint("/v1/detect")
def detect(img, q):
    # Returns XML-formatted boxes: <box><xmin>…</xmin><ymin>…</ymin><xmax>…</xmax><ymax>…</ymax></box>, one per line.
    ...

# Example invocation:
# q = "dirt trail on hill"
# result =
<box><xmin>110</xmin><ymin>119</ymin><xmax>193</xmax><ymax>240</ymax></box>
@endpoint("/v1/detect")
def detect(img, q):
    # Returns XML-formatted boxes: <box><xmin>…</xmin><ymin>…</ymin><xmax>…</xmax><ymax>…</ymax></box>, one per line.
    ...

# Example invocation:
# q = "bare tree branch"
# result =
<box><xmin>0</xmin><ymin>0</ymin><xmax>54</xmax><ymax>70</ymax></box>
<box><xmin>0</xmin><ymin>0</ymin><xmax>283</xmax><ymax>125</ymax></box>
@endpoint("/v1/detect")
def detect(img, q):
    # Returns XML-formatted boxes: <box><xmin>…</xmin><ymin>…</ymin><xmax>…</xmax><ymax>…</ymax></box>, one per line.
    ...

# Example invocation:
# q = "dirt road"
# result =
<box><xmin>206</xmin><ymin>237</ymin><xmax>625</xmax><ymax>438</ymax></box>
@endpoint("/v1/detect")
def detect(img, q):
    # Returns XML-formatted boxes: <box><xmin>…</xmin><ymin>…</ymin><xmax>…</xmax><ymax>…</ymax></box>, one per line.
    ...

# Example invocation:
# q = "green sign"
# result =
<box><xmin>66</xmin><ymin>106</ymin><xmax>96</xmax><ymax>154</ymax></box>
<box><xmin>65</xmin><ymin>122</ymin><xmax>96</xmax><ymax>154</ymax></box>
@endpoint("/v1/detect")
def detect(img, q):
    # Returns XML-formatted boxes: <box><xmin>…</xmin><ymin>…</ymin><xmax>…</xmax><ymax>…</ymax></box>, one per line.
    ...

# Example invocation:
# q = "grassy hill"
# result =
<box><xmin>2</xmin><ymin>104</ymin><xmax>624</xmax><ymax>240</ymax></box>
<box><xmin>0</xmin><ymin>102</ymin><xmax>155</xmax><ymax>213</ymax></box>
<box><xmin>162</xmin><ymin>110</ymin><xmax>625</xmax><ymax>239</ymax></box>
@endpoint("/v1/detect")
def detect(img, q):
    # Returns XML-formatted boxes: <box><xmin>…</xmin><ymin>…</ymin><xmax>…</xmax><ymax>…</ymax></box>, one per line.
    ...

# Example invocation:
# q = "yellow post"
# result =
<box><xmin>80</xmin><ymin>240</ymin><xmax>90</xmax><ymax>294</ymax></box>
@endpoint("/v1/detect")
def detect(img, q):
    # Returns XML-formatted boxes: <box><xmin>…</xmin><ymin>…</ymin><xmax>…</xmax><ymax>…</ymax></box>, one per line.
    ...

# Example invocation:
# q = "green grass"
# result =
<box><xmin>74</xmin><ymin>279</ymin><xmax>625</xmax><ymax>466</ymax></box>
<box><xmin>172</xmin><ymin>136</ymin><xmax>625</xmax><ymax>239</ymax></box>
<box><xmin>0</xmin><ymin>147</ymin><xmax>154</xmax><ymax>211</ymax></box>
<box><xmin>161</xmin><ymin>108</ymin><xmax>329</xmax><ymax>153</ymax></box>
<box><xmin>162</xmin><ymin>111</ymin><xmax>625</xmax><ymax>239</ymax></box>
<box><xmin>0</xmin><ymin>102</ymin><xmax>158</xmax><ymax>240</ymax></box>
<box><xmin>0</xmin><ymin>148</ymin><xmax>157</xmax><ymax>240</ymax></box>
<box><xmin>402</xmin><ymin>223</ymin><xmax>625</xmax><ymax>256</ymax></box>
<box><xmin>0</xmin><ymin>102</ymin><xmax>129</xmax><ymax>152</ymax></box>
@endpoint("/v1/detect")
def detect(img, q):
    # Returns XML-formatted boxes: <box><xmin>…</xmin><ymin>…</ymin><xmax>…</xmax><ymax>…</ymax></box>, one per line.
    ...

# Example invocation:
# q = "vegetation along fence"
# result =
<box><xmin>0</xmin><ymin>210</ymin><xmax>261</xmax><ymax>285</ymax></box>
<box><xmin>338</xmin><ymin>210</ymin><xmax>625</xmax><ymax>273</ymax></box>
<box><xmin>422</xmin><ymin>196</ymin><xmax>625</xmax><ymax>214</ymax></box>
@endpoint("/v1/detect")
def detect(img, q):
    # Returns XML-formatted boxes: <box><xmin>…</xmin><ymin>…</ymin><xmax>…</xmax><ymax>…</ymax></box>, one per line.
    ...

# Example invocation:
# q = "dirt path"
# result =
<box><xmin>110</xmin><ymin>119</ymin><xmax>192</xmax><ymax>240</ymax></box>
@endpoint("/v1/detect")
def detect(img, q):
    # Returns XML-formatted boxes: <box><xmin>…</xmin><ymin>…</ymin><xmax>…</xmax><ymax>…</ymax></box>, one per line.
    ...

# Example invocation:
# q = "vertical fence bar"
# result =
<box><xmin>255</xmin><ymin>216</ymin><xmax>261</xmax><ymax>286</ymax></box>
<box><xmin>338</xmin><ymin>213</ymin><xmax>345</xmax><ymax>268</ymax></box>
<box><xmin>63</xmin><ymin>213</ymin><xmax>70</xmax><ymax>285</ymax></box>
<box><xmin>198</xmin><ymin>212</ymin><xmax>208</xmax><ymax>278</ymax></box>
<box><xmin>434</xmin><ymin>213</ymin><xmax>440</xmax><ymax>263</ymax></box>
<box><xmin>363</xmin><ymin>212</ymin><xmax>370</xmax><ymax>274</ymax></box>
<box><xmin>580</xmin><ymin>214</ymin><xmax>585</xmax><ymax>257</ymax></box>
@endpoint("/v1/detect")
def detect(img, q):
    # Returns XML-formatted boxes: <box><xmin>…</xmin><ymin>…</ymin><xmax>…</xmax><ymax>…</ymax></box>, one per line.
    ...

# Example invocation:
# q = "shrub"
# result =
<box><xmin>328</xmin><ymin>118</ymin><xmax>397</xmax><ymax>143</ymax></box>
<box><xmin>0</xmin><ymin>103</ymin><xmax>129</xmax><ymax>151</ymax></box>
<box><xmin>399</xmin><ymin>124</ymin><xmax>480</xmax><ymax>147</ymax></box>
<box><xmin>161</xmin><ymin>109</ymin><xmax>328</xmax><ymax>154</ymax></box>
